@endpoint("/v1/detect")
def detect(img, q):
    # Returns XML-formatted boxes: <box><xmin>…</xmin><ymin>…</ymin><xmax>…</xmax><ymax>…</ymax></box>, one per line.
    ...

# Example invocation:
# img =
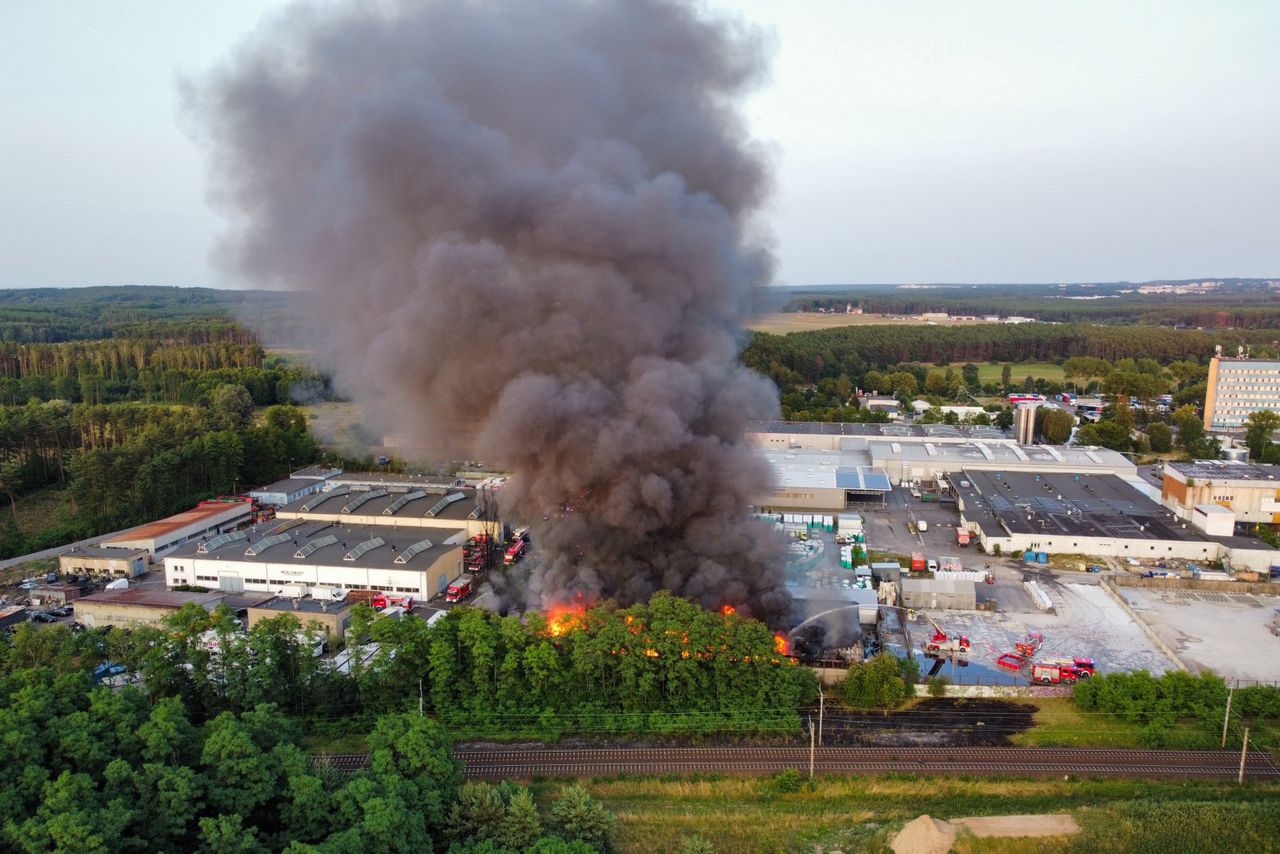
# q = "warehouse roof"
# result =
<box><xmin>251</xmin><ymin>477</ymin><xmax>323</xmax><ymax>495</ymax></box>
<box><xmin>329</xmin><ymin>472</ymin><xmax>465</xmax><ymax>490</ymax></box>
<box><xmin>277</xmin><ymin>487</ymin><xmax>491</xmax><ymax>522</ymax></box>
<box><xmin>962</xmin><ymin>469</ymin><xmax>1205</xmax><ymax>541</ymax></box>
<box><xmin>105</xmin><ymin>502</ymin><xmax>251</xmax><ymax>544</ymax></box>
<box><xmin>761</xmin><ymin>449</ymin><xmax>892</xmax><ymax>492</ymax></box>
<box><xmin>866</xmin><ymin>441</ymin><xmax>1131</xmax><ymax>471</ymax></box>
<box><xmin>78</xmin><ymin>589</ymin><xmax>225</xmax><ymax>609</ymax></box>
<box><xmin>60</xmin><ymin>545</ymin><xmax>148</xmax><ymax>560</ymax></box>
<box><xmin>249</xmin><ymin>596</ymin><xmax>353</xmax><ymax>615</ymax></box>
<box><xmin>900</xmin><ymin>577</ymin><xmax>976</xmax><ymax>595</ymax></box>
<box><xmin>1167</xmin><ymin>461</ymin><xmax>1280</xmax><ymax>483</ymax></box>
<box><xmin>167</xmin><ymin>520</ymin><xmax>466</xmax><ymax>572</ymax></box>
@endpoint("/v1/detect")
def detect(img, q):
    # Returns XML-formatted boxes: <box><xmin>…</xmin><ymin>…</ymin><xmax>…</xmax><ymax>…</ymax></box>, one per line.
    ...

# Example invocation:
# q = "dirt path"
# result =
<box><xmin>954</xmin><ymin>814</ymin><xmax>1079</xmax><ymax>837</ymax></box>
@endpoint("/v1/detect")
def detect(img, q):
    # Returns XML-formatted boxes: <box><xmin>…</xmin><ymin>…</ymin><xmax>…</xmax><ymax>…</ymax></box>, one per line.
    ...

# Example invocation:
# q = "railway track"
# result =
<box><xmin>311</xmin><ymin>745</ymin><xmax>1280</xmax><ymax>780</ymax></box>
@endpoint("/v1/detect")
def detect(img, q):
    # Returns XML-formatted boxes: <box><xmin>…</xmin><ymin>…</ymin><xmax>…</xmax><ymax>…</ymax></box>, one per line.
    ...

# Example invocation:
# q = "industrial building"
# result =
<box><xmin>163</xmin><ymin>519</ymin><xmax>466</xmax><ymax>600</ymax></box>
<box><xmin>58</xmin><ymin>545</ymin><xmax>149</xmax><ymax>578</ymax></box>
<box><xmin>102</xmin><ymin>501</ymin><xmax>253</xmax><ymax>557</ymax></box>
<box><xmin>249</xmin><ymin>477</ymin><xmax>328</xmax><ymax>507</ymax></box>
<box><xmin>1203</xmin><ymin>355</ymin><xmax>1280</xmax><ymax>431</ymax></box>
<box><xmin>753</xmin><ymin>420</ymin><xmax>1139</xmax><ymax>510</ymax></box>
<box><xmin>28</xmin><ymin>584</ymin><xmax>84</xmax><ymax>607</ymax></box>
<box><xmin>246</xmin><ymin>597</ymin><xmax>352</xmax><ymax>640</ymax></box>
<box><xmin>1161</xmin><ymin>460</ymin><xmax>1280</xmax><ymax>524</ymax></box>
<box><xmin>75</xmin><ymin>589</ymin><xmax>228</xmax><ymax>629</ymax></box>
<box><xmin>958</xmin><ymin>469</ymin><xmax>1219</xmax><ymax>561</ymax></box>
<box><xmin>273</xmin><ymin>484</ymin><xmax>499</xmax><ymax>538</ymax></box>
<box><xmin>900</xmin><ymin>578</ymin><xmax>976</xmax><ymax>611</ymax></box>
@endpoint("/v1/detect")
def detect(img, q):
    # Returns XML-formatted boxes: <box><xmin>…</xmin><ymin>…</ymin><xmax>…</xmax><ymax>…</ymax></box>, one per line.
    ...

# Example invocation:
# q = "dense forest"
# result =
<box><xmin>0</xmin><ymin>635</ymin><xmax>616</xmax><ymax>853</ymax></box>
<box><xmin>776</xmin><ymin>279</ymin><xmax>1280</xmax><ymax>328</ymax></box>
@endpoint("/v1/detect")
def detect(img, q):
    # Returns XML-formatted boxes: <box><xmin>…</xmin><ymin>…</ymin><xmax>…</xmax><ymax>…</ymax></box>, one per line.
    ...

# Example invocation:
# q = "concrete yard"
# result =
<box><xmin>1118</xmin><ymin>587</ymin><xmax>1280</xmax><ymax>682</ymax></box>
<box><xmin>917</xmin><ymin>582</ymin><xmax>1176</xmax><ymax>680</ymax></box>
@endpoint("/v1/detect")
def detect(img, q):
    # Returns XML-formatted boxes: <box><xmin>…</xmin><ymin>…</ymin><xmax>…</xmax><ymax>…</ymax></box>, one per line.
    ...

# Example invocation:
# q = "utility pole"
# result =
<box><xmin>808</xmin><ymin>717</ymin><xmax>816</xmax><ymax>780</ymax></box>
<box><xmin>1222</xmin><ymin>685</ymin><xmax>1234</xmax><ymax>748</ymax></box>
<box><xmin>818</xmin><ymin>684</ymin><xmax>825</xmax><ymax>747</ymax></box>
<box><xmin>1238</xmin><ymin>727</ymin><xmax>1250</xmax><ymax>785</ymax></box>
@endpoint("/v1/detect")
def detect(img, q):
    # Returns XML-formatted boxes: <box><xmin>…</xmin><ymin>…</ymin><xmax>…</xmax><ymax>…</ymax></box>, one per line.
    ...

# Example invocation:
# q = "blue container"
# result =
<box><xmin>1037</xmin><ymin>551</ymin><xmax>1049</xmax><ymax>564</ymax></box>
<box><xmin>1023</xmin><ymin>550</ymin><xmax>1036</xmax><ymax>562</ymax></box>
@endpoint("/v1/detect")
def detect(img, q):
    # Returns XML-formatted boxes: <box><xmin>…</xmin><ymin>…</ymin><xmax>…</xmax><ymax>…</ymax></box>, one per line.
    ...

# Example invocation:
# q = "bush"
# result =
<box><xmin>926</xmin><ymin>676</ymin><xmax>950</xmax><ymax>698</ymax></box>
<box><xmin>678</xmin><ymin>835</ymin><xmax>717</xmax><ymax>854</ymax></box>
<box><xmin>772</xmin><ymin>768</ymin><xmax>804</xmax><ymax>794</ymax></box>
<box><xmin>839</xmin><ymin>654</ymin><xmax>909</xmax><ymax>710</ymax></box>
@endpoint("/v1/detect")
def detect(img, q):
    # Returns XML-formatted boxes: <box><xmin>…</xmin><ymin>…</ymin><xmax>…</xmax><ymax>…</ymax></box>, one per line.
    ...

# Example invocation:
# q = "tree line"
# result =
<box><xmin>0</xmin><ymin>660</ymin><xmax>615</xmax><ymax>853</ymax></box>
<box><xmin>0</xmin><ymin>400</ymin><xmax>318</xmax><ymax>558</ymax></box>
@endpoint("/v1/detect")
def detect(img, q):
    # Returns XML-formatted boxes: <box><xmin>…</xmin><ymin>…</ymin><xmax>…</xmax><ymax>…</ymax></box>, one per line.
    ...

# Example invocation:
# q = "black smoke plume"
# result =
<box><xmin>191</xmin><ymin>0</ymin><xmax>789</xmax><ymax>623</ymax></box>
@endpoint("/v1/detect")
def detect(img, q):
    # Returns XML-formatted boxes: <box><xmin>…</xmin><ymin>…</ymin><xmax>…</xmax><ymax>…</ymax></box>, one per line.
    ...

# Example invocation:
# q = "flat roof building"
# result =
<box><xmin>102</xmin><ymin>501</ymin><xmax>252</xmax><ymax>557</ymax></box>
<box><xmin>163</xmin><ymin>519</ymin><xmax>466</xmax><ymax>601</ymax></box>
<box><xmin>1204</xmin><ymin>356</ymin><xmax>1280</xmax><ymax>432</ymax></box>
<box><xmin>249</xmin><ymin>477</ymin><xmax>328</xmax><ymax>507</ymax></box>
<box><xmin>246</xmin><ymin>596</ymin><xmax>353</xmax><ymax>639</ymax></box>
<box><xmin>59</xmin><ymin>545</ymin><xmax>149</xmax><ymax>578</ymax></box>
<box><xmin>1161</xmin><ymin>460</ymin><xmax>1280</xmax><ymax>525</ymax></box>
<box><xmin>959</xmin><ymin>469</ymin><xmax>1220</xmax><ymax>562</ymax></box>
<box><xmin>76</xmin><ymin>589</ymin><xmax>227</xmax><ymax>629</ymax></box>
<box><xmin>900</xmin><ymin>578</ymin><xmax>976</xmax><ymax>611</ymax></box>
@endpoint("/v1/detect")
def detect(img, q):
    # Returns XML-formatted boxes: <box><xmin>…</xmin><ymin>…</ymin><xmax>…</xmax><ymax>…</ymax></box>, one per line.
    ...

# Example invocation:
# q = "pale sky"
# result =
<box><xmin>3</xmin><ymin>0</ymin><xmax>1278</xmax><ymax>288</ymax></box>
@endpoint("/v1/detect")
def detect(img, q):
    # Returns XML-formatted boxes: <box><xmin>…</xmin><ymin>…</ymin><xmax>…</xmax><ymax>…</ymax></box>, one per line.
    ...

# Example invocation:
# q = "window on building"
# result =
<box><xmin>196</xmin><ymin>575</ymin><xmax>218</xmax><ymax>582</ymax></box>
<box><xmin>396</xmin><ymin>587</ymin><xmax>417</xmax><ymax>593</ymax></box>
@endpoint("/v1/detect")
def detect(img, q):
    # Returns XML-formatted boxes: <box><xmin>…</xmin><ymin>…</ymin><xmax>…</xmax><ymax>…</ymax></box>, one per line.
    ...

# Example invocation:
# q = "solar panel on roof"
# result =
<box><xmin>198</xmin><ymin>530</ymin><xmax>247</xmax><ymax>554</ymax></box>
<box><xmin>394</xmin><ymin>537</ymin><xmax>434</xmax><ymax>563</ymax></box>
<box><xmin>294</xmin><ymin>534</ymin><xmax>338</xmax><ymax>559</ymax></box>
<box><xmin>300</xmin><ymin>488</ymin><xmax>348</xmax><ymax>512</ymax></box>
<box><xmin>341</xmin><ymin>489</ymin><xmax>388</xmax><ymax>513</ymax></box>
<box><xmin>344</xmin><ymin>537</ymin><xmax>385</xmax><ymax>561</ymax></box>
<box><xmin>245</xmin><ymin>533</ymin><xmax>292</xmax><ymax>556</ymax></box>
<box><xmin>383</xmin><ymin>490</ymin><xmax>427</xmax><ymax>515</ymax></box>
<box><xmin>425</xmin><ymin>492</ymin><xmax>466</xmax><ymax>517</ymax></box>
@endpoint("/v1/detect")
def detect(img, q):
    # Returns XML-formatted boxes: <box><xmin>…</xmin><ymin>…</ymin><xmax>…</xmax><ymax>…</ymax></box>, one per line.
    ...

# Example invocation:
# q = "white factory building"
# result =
<box><xmin>103</xmin><ymin>500</ymin><xmax>253</xmax><ymax>557</ymax></box>
<box><xmin>164</xmin><ymin>519</ymin><xmax>466</xmax><ymax>599</ymax></box>
<box><xmin>1161</xmin><ymin>460</ymin><xmax>1280</xmax><ymax>525</ymax></box>
<box><xmin>752</xmin><ymin>420</ymin><xmax>1140</xmax><ymax>512</ymax></box>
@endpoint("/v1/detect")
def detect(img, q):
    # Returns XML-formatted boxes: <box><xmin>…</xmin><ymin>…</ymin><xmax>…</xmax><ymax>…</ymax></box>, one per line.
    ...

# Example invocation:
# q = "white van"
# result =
<box><xmin>917</xmin><ymin>520</ymin><xmax>929</xmax><ymax>533</ymax></box>
<box><xmin>926</xmin><ymin>558</ymin><xmax>939</xmax><ymax>572</ymax></box>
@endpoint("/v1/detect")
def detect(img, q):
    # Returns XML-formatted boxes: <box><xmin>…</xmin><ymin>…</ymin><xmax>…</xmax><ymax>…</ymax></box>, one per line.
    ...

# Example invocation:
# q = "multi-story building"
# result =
<box><xmin>1204</xmin><ymin>356</ymin><xmax>1280</xmax><ymax>431</ymax></box>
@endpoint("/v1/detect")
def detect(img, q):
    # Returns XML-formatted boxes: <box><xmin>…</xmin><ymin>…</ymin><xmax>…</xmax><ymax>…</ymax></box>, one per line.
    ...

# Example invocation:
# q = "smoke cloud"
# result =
<box><xmin>192</xmin><ymin>0</ymin><xmax>789</xmax><ymax>623</ymax></box>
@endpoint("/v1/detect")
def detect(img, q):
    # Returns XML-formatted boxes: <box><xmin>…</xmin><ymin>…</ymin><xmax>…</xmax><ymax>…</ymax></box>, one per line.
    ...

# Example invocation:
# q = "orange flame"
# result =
<box><xmin>721</xmin><ymin>604</ymin><xmax>736</xmax><ymax>617</ymax></box>
<box><xmin>545</xmin><ymin>604</ymin><xmax>586</xmax><ymax>637</ymax></box>
<box><xmin>773</xmin><ymin>633</ymin><xmax>790</xmax><ymax>656</ymax></box>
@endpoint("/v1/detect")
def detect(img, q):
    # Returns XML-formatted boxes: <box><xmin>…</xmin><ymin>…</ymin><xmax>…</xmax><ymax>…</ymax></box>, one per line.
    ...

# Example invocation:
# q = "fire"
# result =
<box><xmin>545</xmin><ymin>604</ymin><xmax>586</xmax><ymax>637</ymax></box>
<box><xmin>773</xmin><ymin>633</ymin><xmax>790</xmax><ymax>656</ymax></box>
<box><xmin>721</xmin><ymin>604</ymin><xmax>736</xmax><ymax>617</ymax></box>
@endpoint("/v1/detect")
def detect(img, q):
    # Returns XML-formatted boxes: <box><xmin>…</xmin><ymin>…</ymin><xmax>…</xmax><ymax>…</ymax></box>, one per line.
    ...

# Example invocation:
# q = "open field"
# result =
<box><xmin>972</xmin><ymin>361</ymin><xmax>1066</xmax><ymax>384</ymax></box>
<box><xmin>746</xmin><ymin>313</ymin><xmax>996</xmax><ymax>333</ymax></box>
<box><xmin>534</xmin><ymin>775</ymin><xmax>1280</xmax><ymax>853</ymax></box>
<box><xmin>10</xmin><ymin>486</ymin><xmax>74</xmax><ymax>537</ymax></box>
<box><xmin>1010</xmin><ymin>697</ymin><xmax>1219</xmax><ymax>749</ymax></box>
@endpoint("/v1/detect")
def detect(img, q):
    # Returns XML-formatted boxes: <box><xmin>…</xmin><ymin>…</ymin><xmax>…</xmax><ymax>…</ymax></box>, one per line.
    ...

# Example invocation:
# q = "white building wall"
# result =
<box><xmin>165</xmin><ymin>550</ymin><xmax>461</xmax><ymax>598</ymax></box>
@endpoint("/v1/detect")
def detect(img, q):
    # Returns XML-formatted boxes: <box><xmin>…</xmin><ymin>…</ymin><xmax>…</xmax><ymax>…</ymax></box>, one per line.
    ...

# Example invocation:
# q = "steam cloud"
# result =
<box><xmin>193</xmin><ymin>0</ymin><xmax>790</xmax><ymax>623</ymax></box>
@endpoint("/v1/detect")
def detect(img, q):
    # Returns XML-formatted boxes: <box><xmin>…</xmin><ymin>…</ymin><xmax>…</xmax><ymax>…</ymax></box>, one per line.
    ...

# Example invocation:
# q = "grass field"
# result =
<box><xmin>533</xmin><ymin>775</ymin><xmax>1280</xmax><ymax>853</ymax></box>
<box><xmin>746</xmin><ymin>313</ymin><xmax>996</xmax><ymax>334</ymax></box>
<box><xmin>973</xmin><ymin>361</ymin><xmax>1066</xmax><ymax>384</ymax></box>
<box><xmin>1010</xmin><ymin>697</ymin><xmax>1217</xmax><ymax>749</ymax></box>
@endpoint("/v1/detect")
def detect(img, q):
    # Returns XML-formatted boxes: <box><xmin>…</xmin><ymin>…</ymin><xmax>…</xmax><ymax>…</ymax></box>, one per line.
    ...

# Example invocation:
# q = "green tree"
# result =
<box><xmin>1245</xmin><ymin>410</ymin><xmax>1280</xmax><ymax>460</ymax></box>
<box><xmin>1038</xmin><ymin>408</ymin><xmax>1076</xmax><ymax>444</ymax></box>
<box><xmin>445</xmin><ymin>782</ymin><xmax>506</xmax><ymax>844</ymax></box>
<box><xmin>208</xmin><ymin>384</ymin><xmax>255</xmax><ymax>431</ymax></box>
<box><xmin>499</xmin><ymin>788</ymin><xmax>544</xmax><ymax>851</ymax></box>
<box><xmin>1147</xmin><ymin>422</ymin><xmax>1173</xmax><ymax>453</ymax></box>
<box><xmin>1000</xmin><ymin>363</ymin><xmax>1012</xmax><ymax>389</ymax></box>
<box><xmin>838</xmin><ymin>653</ymin><xmax>908</xmax><ymax>710</ymax></box>
<box><xmin>549</xmin><ymin>785</ymin><xmax>615</xmax><ymax>852</ymax></box>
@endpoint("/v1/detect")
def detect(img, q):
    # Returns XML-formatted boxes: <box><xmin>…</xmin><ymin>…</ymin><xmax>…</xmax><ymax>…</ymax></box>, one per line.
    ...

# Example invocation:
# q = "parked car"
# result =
<box><xmin>1086</xmin><ymin>565</ymin><xmax>1103</xmax><ymax>573</ymax></box>
<box><xmin>31</xmin><ymin>612</ymin><xmax>57</xmax><ymax>623</ymax></box>
<box><xmin>50</xmin><ymin>605</ymin><xmax>73</xmax><ymax>617</ymax></box>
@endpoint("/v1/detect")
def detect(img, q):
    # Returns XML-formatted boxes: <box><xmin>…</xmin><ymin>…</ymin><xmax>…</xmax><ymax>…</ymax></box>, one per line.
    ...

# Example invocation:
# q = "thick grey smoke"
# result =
<box><xmin>192</xmin><ymin>0</ymin><xmax>789</xmax><ymax>623</ymax></box>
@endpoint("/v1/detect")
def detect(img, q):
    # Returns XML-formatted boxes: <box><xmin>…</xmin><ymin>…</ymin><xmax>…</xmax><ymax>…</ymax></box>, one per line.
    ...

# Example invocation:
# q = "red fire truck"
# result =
<box><xmin>504</xmin><ymin>538</ymin><xmax>528</xmax><ymax>566</ymax></box>
<box><xmin>445</xmin><ymin>577</ymin><xmax>472</xmax><ymax>603</ymax></box>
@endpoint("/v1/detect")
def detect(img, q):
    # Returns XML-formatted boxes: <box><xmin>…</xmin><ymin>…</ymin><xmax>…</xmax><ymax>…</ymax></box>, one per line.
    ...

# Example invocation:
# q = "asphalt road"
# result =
<box><xmin>314</xmin><ymin>745</ymin><xmax>1280</xmax><ymax>781</ymax></box>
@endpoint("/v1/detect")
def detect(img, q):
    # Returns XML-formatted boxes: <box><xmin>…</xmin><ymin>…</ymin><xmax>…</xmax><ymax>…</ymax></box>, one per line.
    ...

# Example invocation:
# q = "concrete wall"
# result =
<box><xmin>77</xmin><ymin>602</ymin><xmax>194</xmax><ymax>629</ymax></box>
<box><xmin>1109</xmin><ymin>574</ymin><xmax>1277</xmax><ymax>595</ymax></box>
<box><xmin>967</xmin><ymin>519</ymin><xmax>1224</xmax><ymax>563</ymax></box>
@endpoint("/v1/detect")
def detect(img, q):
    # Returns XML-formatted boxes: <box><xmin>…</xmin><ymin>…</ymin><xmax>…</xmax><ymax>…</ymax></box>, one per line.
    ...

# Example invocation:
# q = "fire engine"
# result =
<box><xmin>1040</xmin><ymin>657</ymin><xmax>1095</xmax><ymax>678</ymax></box>
<box><xmin>445</xmin><ymin>576</ymin><xmax>472</xmax><ymax>603</ymax></box>
<box><xmin>1031</xmin><ymin>662</ymin><xmax>1081</xmax><ymax>684</ymax></box>
<box><xmin>922</xmin><ymin>615</ymin><xmax>971</xmax><ymax>655</ymax></box>
<box><xmin>504</xmin><ymin>538</ymin><xmax>528</xmax><ymax>565</ymax></box>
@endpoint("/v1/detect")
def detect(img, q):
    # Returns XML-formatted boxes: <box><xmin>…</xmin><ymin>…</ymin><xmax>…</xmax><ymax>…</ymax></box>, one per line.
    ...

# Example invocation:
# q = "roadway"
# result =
<box><xmin>314</xmin><ymin>745</ymin><xmax>1280</xmax><ymax>781</ymax></box>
